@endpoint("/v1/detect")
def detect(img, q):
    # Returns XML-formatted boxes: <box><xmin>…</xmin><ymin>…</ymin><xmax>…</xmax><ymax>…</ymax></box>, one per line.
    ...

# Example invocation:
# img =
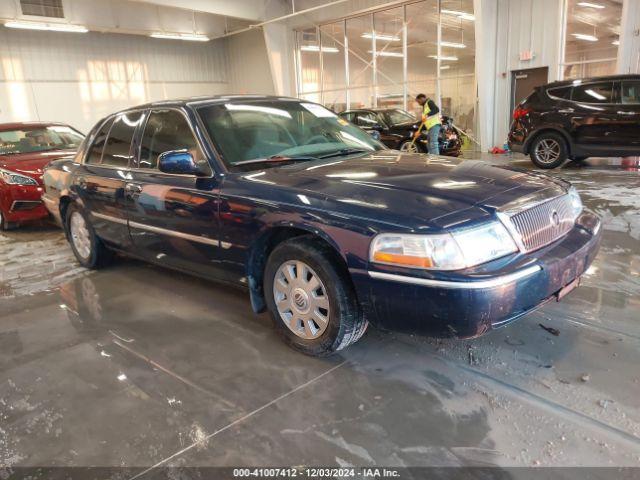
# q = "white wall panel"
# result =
<box><xmin>0</xmin><ymin>28</ymin><xmax>230</xmax><ymax>132</ymax></box>
<box><xmin>225</xmin><ymin>29</ymin><xmax>277</xmax><ymax>95</ymax></box>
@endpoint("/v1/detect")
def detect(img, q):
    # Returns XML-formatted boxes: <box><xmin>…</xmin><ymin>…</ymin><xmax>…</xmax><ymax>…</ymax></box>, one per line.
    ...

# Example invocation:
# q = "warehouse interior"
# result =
<box><xmin>1</xmin><ymin>0</ymin><xmax>639</xmax><ymax>476</ymax></box>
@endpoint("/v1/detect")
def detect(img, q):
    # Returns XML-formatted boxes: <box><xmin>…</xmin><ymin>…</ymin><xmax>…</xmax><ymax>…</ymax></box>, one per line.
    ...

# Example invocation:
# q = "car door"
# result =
<box><xmin>126</xmin><ymin>108</ymin><xmax>223</xmax><ymax>278</ymax></box>
<box><xmin>569</xmin><ymin>81</ymin><xmax>619</xmax><ymax>151</ymax></box>
<box><xmin>74</xmin><ymin>111</ymin><xmax>144</xmax><ymax>248</ymax></box>
<box><xmin>618</xmin><ymin>79</ymin><xmax>640</xmax><ymax>149</ymax></box>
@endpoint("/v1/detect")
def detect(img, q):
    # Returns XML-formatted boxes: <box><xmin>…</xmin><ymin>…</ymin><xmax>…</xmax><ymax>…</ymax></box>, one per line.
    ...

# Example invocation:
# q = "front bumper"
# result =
<box><xmin>0</xmin><ymin>184</ymin><xmax>48</xmax><ymax>224</ymax></box>
<box><xmin>353</xmin><ymin>211</ymin><xmax>602</xmax><ymax>338</ymax></box>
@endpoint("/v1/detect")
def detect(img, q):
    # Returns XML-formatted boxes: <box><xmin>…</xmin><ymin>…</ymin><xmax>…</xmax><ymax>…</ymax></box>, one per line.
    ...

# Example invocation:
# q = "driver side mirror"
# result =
<box><xmin>371</xmin><ymin>124</ymin><xmax>385</xmax><ymax>132</ymax></box>
<box><xmin>158</xmin><ymin>150</ymin><xmax>206</xmax><ymax>176</ymax></box>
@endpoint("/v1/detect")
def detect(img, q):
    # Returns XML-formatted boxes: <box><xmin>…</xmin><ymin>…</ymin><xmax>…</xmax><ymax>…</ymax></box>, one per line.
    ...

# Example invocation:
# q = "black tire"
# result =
<box><xmin>0</xmin><ymin>210</ymin><xmax>6</xmax><ymax>231</ymax></box>
<box><xmin>64</xmin><ymin>204</ymin><xmax>112</xmax><ymax>269</ymax></box>
<box><xmin>571</xmin><ymin>156</ymin><xmax>588</xmax><ymax>162</ymax></box>
<box><xmin>264</xmin><ymin>235</ymin><xmax>368</xmax><ymax>356</ymax></box>
<box><xmin>529</xmin><ymin>133</ymin><xmax>568</xmax><ymax>169</ymax></box>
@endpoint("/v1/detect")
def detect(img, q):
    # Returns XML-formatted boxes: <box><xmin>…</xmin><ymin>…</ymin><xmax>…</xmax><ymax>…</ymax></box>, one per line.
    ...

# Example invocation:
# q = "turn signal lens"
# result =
<box><xmin>370</xmin><ymin>221</ymin><xmax>518</xmax><ymax>271</ymax></box>
<box><xmin>567</xmin><ymin>186</ymin><xmax>583</xmax><ymax>220</ymax></box>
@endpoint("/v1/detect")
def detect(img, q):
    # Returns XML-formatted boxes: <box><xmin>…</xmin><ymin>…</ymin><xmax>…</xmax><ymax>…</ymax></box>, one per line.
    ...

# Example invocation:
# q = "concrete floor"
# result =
<box><xmin>1</xmin><ymin>154</ymin><xmax>640</xmax><ymax>472</ymax></box>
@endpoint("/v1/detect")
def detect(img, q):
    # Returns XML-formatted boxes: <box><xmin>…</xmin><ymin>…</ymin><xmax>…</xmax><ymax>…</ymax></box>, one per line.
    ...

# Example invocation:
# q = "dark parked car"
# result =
<box><xmin>339</xmin><ymin>108</ymin><xmax>462</xmax><ymax>156</ymax></box>
<box><xmin>0</xmin><ymin>122</ymin><xmax>83</xmax><ymax>229</ymax></box>
<box><xmin>43</xmin><ymin>96</ymin><xmax>601</xmax><ymax>356</ymax></box>
<box><xmin>509</xmin><ymin>74</ymin><xmax>640</xmax><ymax>169</ymax></box>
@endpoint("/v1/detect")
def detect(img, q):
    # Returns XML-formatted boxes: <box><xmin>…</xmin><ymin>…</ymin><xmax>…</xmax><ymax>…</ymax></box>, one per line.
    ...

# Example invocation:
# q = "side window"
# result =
<box><xmin>547</xmin><ymin>86</ymin><xmax>572</xmax><ymax>100</ymax></box>
<box><xmin>355</xmin><ymin>112</ymin><xmax>379</xmax><ymax>127</ymax></box>
<box><xmin>572</xmin><ymin>82</ymin><xmax>615</xmax><ymax>104</ymax></box>
<box><xmin>621</xmin><ymin>81</ymin><xmax>640</xmax><ymax>105</ymax></box>
<box><xmin>85</xmin><ymin>118</ymin><xmax>114</xmax><ymax>164</ymax></box>
<box><xmin>139</xmin><ymin>110</ymin><xmax>202</xmax><ymax>169</ymax></box>
<box><xmin>101</xmin><ymin>112</ymin><xmax>143</xmax><ymax>167</ymax></box>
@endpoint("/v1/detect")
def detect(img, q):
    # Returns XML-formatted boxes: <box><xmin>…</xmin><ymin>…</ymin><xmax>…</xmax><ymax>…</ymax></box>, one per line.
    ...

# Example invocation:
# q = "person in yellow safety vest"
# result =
<box><xmin>414</xmin><ymin>93</ymin><xmax>442</xmax><ymax>155</ymax></box>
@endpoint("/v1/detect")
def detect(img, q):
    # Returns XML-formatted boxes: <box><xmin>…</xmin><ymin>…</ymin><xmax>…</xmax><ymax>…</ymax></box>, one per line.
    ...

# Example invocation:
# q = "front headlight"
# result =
<box><xmin>370</xmin><ymin>221</ymin><xmax>518</xmax><ymax>271</ymax></box>
<box><xmin>567</xmin><ymin>186</ymin><xmax>583</xmax><ymax>219</ymax></box>
<box><xmin>0</xmin><ymin>168</ymin><xmax>38</xmax><ymax>186</ymax></box>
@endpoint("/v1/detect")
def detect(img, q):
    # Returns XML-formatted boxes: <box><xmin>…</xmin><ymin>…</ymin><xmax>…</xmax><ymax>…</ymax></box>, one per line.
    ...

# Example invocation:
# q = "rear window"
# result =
<box><xmin>547</xmin><ymin>86</ymin><xmax>572</xmax><ymax>100</ymax></box>
<box><xmin>86</xmin><ymin>118</ymin><xmax>114</xmax><ymax>165</ymax></box>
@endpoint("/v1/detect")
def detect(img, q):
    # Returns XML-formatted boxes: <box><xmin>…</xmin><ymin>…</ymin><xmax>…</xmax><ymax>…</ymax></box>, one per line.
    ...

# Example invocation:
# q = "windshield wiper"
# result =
<box><xmin>318</xmin><ymin>148</ymin><xmax>370</xmax><ymax>159</ymax></box>
<box><xmin>234</xmin><ymin>154</ymin><xmax>318</xmax><ymax>166</ymax></box>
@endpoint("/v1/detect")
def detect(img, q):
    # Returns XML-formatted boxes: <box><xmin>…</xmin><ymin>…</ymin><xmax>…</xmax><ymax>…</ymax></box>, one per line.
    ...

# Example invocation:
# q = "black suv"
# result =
<box><xmin>509</xmin><ymin>74</ymin><xmax>640</xmax><ymax>169</ymax></box>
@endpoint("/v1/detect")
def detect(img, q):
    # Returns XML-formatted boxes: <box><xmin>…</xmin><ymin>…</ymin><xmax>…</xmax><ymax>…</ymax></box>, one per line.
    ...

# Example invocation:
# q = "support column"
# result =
<box><xmin>617</xmin><ymin>0</ymin><xmax>640</xmax><ymax>74</ymax></box>
<box><xmin>263</xmin><ymin>23</ymin><xmax>297</xmax><ymax>96</ymax></box>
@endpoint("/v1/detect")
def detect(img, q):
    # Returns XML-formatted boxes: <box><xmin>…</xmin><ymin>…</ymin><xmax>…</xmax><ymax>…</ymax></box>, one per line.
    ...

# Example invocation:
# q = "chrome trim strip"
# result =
<box><xmin>129</xmin><ymin>220</ymin><xmax>220</xmax><ymax>246</ymax></box>
<box><xmin>368</xmin><ymin>265</ymin><xmax>542</xmax><ymax>290</ymax></box>
<box><xmin>91</xmin><ymin>212</ymin><xmax>128</xmax><ymax>225</ymax></box>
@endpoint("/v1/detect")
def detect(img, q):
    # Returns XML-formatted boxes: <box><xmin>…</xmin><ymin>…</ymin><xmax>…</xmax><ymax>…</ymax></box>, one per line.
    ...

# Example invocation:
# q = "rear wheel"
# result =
<box><xmin>264</xmin><ymin>236</ymin><xmax>368</xmax><ymax>356</ymax></box>
<box><xmin>529</xmin><ymin>133</ymin><xmax>568</xmax><ymax>169</ymax></box>
<box><xmin>65</xmin><ymin>204</ymin><xmax>112</xmax><ymax>269</ymax></box>
<box><xmin>0</xmin><ymin>210</ymin><xmax>6</xmax><ymax>231</ymax></box>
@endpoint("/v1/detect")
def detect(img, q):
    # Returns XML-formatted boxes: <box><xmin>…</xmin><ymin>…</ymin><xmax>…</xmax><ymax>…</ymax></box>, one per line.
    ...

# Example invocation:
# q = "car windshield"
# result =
<box><xmin>0</xmin><ymin>126</ymin><xmax>84</xmax><ymax>155</ymax></box>
<box><xmin>382</xmin><ymin>109</ymin><xmax>417</xmax><ymax>126</ymax></box>
<box><xmin>197</xmin><ymin>100</ymin><xmax>385</xmax><ymax>169</ymax></box>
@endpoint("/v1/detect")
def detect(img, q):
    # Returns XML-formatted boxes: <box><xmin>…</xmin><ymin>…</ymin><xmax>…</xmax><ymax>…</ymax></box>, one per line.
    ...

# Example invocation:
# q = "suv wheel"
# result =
<box><xmin>530</xmin><ymin>133</ymin><xmax>568</xmax><ymax>169</ymax></box>
<box><xmin>65</xmin><ymin>204</ymin><xmax>112</xmax><ymax>269</ymax></box>
<box><xmin>264</xmin><ymin>236</ymin><xmax>368</xmax><ymax>356</ymax></box>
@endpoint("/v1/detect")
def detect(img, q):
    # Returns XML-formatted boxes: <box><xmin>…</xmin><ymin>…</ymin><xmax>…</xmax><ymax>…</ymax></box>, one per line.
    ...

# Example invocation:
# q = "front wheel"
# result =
<box><xmin>529</xmin><ymin>133</ymin><xmax>568</xmax><ymax>169</ymax></box>
<box><xmin>264</xmin><ymin>236</ymin><xmax>368</xmax><ymax>356</ymax></box>
<box><xmin>399</xmin><ymin>140</ymin><xmax>422</xmax><ymax>153</ymax></box>
<box><xmin>65</xmin><ymin>204</ymin><xmax>112</xmax><ymax>269</ymax></box>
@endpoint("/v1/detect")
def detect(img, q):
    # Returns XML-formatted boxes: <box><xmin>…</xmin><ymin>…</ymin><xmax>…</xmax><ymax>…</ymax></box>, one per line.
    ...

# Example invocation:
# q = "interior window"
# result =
<box><xmin>86</xmin><ymin>118</ymin><xmax>114</xmax><ymax>165</ymax></box>
<box><xmin>355</xmin><ymin>112</ymin><xmax>380</xmax><ymax>128</ymax></box>
<box><xmin>621</xmin><ymin>81</ymin><xmax>640</xmax><ymax>104</ymax></box>
<box><xmin>139</xmin><ymin>110</ymin><xmax>203</xmax><ymax>169</ymax></box>
<box><xmin>571</xmin><ymin>82</ymin><xmax>614</xmax><ymax>104</ymax></box>
<box><xmin>101</xmin><ymin>112</ymin><xmax>143</xmax><ymax>168</ymax></box>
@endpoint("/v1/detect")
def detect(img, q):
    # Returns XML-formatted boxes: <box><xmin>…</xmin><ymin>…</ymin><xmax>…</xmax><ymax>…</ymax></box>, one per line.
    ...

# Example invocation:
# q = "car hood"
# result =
<box><xmin>243</xmin><ymin>151</ymin><xmax>569</xmax><ymax>230</ymax></box>
<box><xmin>0</xmin><ymin>150</ymin><xmax>76</xmax><ymax>183</ymax></box>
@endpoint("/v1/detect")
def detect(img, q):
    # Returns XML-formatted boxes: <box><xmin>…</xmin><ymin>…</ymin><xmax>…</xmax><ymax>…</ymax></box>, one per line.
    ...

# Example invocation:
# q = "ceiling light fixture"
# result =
<box><xmin>429</xmin><ymin>55</ymin><xmax>459</xmax><ymax>61</ymax></box>
<box><xmin>439</xmin><ymin>41</ymin><xmax>467</xmax><ymax>49</ymax></box>
<box><xmin>572</xmin><ymin>33</ymin><xmax>598</xmax><ymax>42</ymax></box>
<box><xmin>440</xmin><ymin>9</ymin><xmax>475</xmax><ymax>21</ymax></box>
<box><xmin>577</xmin><ymin>2</ymin><xmax>605</xmax><ymax>8</ymax></box>
<box><xmin>368</xmin><ymin>50</ymin><xmax>404</xmax><ymax>57</ymax></box>
<box><xmin>150</xmin><ymin>32</ymin><xmax>209</xmax><ymax>42</ymax></box>
<box><xmin>4</xmin><ymin>20</ymin><xmax>88</xmax><ymax>33</ymax></box>
<box><xmin>612</xmin><ymin>39</ymin><xmax>620</xmax><ymax>45</ymax></box>
<box><xmin>361</xmin><ymin>32</ymin><xmax>401</xmax><ymax>41</ymax></box>
<box><xmin>300</xmin><ymin>45</ymin><xmax>339</xmax><ymax>53</ymax></box>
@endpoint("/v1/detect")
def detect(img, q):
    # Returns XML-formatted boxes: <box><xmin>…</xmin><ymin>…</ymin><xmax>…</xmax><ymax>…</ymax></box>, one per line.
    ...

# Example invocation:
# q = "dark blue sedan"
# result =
<box><xmin>43</xmin><ymin>96</ymin><xmax>602</xmax><ymax>356</ymax></box>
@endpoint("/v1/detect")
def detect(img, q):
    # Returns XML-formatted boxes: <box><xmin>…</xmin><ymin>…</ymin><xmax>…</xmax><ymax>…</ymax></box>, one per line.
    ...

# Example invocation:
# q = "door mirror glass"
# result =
<box><xmin>158</xmin><ymin>150</ymin><xmax>201</xmax><ymax>175</ymax></box>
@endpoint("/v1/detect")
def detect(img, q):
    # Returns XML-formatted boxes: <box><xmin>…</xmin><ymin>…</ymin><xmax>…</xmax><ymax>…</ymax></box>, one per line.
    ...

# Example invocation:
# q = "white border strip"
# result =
<box><xmin>368</xmin><ymin>265</ymin><xmax>542</xmax><ymax>289</ymax></box>
<box><xmin>129</xmin><ymin>220</ymin><xmax>220</xmax><ymax>247</ymax></box>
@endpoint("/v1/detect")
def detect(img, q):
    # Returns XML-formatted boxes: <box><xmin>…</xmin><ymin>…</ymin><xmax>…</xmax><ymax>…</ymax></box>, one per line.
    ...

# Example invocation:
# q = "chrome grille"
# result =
<box><xmin>509</xmin><ymin>195</ymin><xmax>575</xmax><ymax>252</ymax></box>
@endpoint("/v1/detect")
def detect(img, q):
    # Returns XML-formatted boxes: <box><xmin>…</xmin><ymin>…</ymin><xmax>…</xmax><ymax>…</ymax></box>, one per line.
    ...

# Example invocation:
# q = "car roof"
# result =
<box><xmin>117</xmin><ymin>94</ymin><xmax>303</xmax><ymax>113</ymax></box>
<box><xmin>0</xmin><ymin>121</ymin><xmax>74</xmax><ymax>132</ymax></box>
<box><xmin>340</xmin><ymin>108</ymin><xmax>400</xmax><ymax>114</ymax></box>
<box><xmin>543</xmin><ymin>74</ymin><xmax>640</xmax><ymax>89</ymax></box>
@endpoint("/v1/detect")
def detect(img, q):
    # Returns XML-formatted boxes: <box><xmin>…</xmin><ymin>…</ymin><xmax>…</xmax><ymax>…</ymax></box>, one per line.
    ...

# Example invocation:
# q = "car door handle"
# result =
<box><xmin>125</xmin><ymin>183</ymin><xmax>142</xmax><ymax>194</ymax></box>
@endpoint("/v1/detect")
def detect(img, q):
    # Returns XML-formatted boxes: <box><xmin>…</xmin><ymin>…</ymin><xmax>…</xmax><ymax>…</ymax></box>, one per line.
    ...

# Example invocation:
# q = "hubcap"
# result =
<box><xmin>273</xmin><ymin>260</ymin><xmax>330</xmax><ymax>339</ymax></box>
<box><xmin>535</xmin><ymin>139</ymin><xmax>561</xmax><ymax>164</ymax></box>
<box><xmin>400</xmin><ymin>142</ymin><xmax>419</xmax><ymax>153</ymax></box>
<box><xmin>70</xmin><ymin>212</ymin><xmax>91</xmax><ymax>260</ymax></box>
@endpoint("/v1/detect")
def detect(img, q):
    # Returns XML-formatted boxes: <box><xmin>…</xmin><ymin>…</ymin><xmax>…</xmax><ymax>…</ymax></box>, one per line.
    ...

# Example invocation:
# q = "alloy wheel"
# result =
<box><xmin>70</xmin><ymin>211</ymin><xmax>91</xmax><ymax>260</ymax></box>
<box><xmin>273</xmin><ymin>260</ymin><xmax>331</xmax><ymax>339</ymax></box>
<box><xmin>400</xmin><ymin>142</ymin><xmax>420</xmax><ymax>153</ymax></box>
<box><xmin>534</xmin><ymin>138</ymin><xmax>561</xmax><ymax>165</ymax></box>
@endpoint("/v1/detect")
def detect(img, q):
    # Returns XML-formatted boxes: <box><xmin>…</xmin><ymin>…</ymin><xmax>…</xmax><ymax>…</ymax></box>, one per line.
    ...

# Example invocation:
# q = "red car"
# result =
<box><xmin>0</xmin><ymin>122</ymin><xmax>84</xmax><ymax>229</ymax></box>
